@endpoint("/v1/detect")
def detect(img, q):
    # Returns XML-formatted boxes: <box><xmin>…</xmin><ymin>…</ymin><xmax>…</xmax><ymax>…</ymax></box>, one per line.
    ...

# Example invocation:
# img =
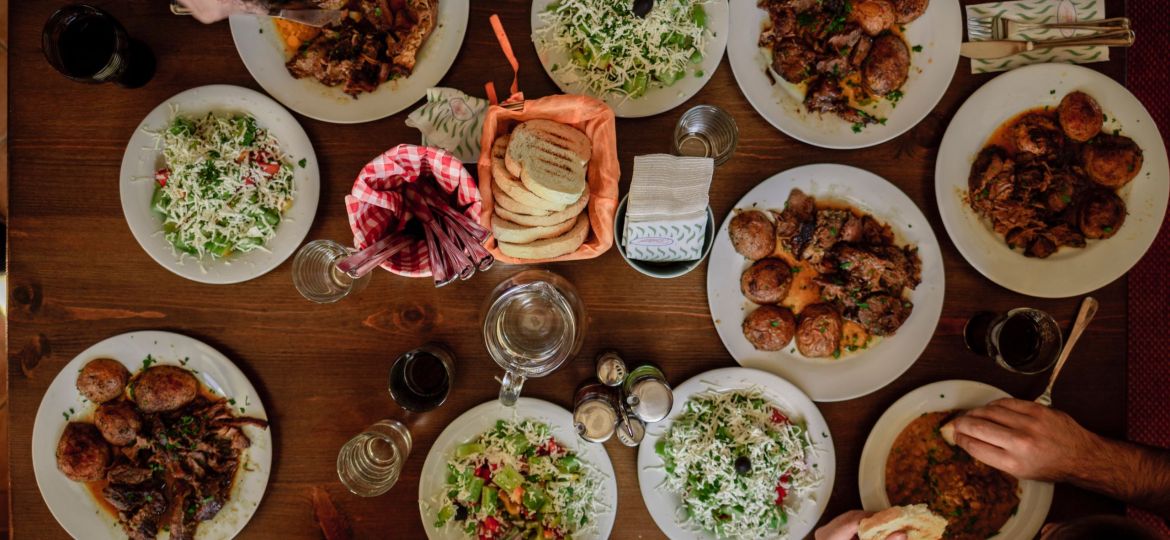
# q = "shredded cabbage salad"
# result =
<box><xmin>655</xmin><ymin>389</ymin><xmax>820</xmax><ymax>539</ymax></box>
<box><xmin>435</xmin><ymin>419</ymin><xmax>601</xmax><ymax>539</ymax></box>
<box><xmin>150</xmin><ymin>112</ymin><xmax>297</xmax><ymax>260</ymax></box>
<box><xmin>535</xmin><ymin>0</ymin><xmax>711</xmax><ymax>98</ymax></box>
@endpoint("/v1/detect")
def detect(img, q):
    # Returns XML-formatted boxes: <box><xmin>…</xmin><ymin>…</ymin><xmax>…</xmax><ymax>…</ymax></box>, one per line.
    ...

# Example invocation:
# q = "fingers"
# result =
<box><xmin>815</xmin><ymin>510</ymin><xmax>871</xmax><ymax>540</ymax></box>
<box><xmin>951</xmin><ymin>415</ymin><xmax>1018</xmax><ymax>448</ymax></box>
<box><xmin>954</xmin><ymin>430</ymin><xmax>1015</xmax><ymax>473</ymax></box>
<box><xmin>965</xmin><ymin>403</ymin><xmax>1034</xmax><ymax>430</ymax></box>
<box><xmin>887</xmin><ymin>533</ymin><xmax>909</xmax><ymax>540</ymax></box>
<box><xmin>987</xmin><ymin>397</ymin><xmax>1047</xmax><ymax>416</ymax></box>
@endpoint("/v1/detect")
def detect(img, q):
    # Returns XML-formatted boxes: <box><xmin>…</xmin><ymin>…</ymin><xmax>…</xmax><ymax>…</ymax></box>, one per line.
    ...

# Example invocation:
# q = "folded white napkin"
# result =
<box><xmin>966</xmin><ymin>0</ymin><xmax>1108</xmax><ymax>74</ymax></box>
<box><xmin>624</xmin><ymin>154</ymin><xmax>714</xmax><ymax>262</ymax></box>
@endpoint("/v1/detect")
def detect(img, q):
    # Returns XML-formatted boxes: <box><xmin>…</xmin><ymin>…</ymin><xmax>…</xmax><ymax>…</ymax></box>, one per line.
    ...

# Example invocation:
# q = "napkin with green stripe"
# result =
<box><xmin>624</xmin><ymin>155</ymin><xmax>713</xmax><ymax>262</ymax></box>
<box><xmin>966</xmin><ymin>0</ymin><xmax>1108</xmax><ymax>73</ymax></box>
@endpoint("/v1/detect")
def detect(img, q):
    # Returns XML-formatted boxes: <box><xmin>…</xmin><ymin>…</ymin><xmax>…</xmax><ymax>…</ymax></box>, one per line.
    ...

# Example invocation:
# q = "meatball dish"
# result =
<box><xmin>730</xmin><ymin>188</ymin><xmax>922</xmax><ymax>357</ymax></box>
<box><xmin>757</xmin><ymin>0</ymin><xmax>928</xmax><ymax>129</ymax></box>
<box><xmin>886</xmin><ymin>411</ymin><xmax>1020</xmax><ymax>540</ymax></box>
<box><xmin>967</xmin><ymin>91</ymin><xmax>1143</xmax><ymax>258</ymax></box>
<box><xmin>56</xmin><ymin>358</ymin><xmax>268</xmax><ymax>540</ymax></box>
<box><xmin>277</xmin><ymin>0</ymin><xmax>437</xmax><ymax>96</ymax></box>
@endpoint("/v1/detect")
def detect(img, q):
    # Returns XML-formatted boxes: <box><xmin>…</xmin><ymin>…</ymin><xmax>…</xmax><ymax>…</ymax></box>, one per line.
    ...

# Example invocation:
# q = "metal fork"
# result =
<box><xmin>970</xmin><ymin>16</ymin><xmax>1130</xmax><ymax>41</ymax></box>
<box><xmin>1034</xmin><ymin>297</ymin><xmax>1097</xmax><ymax>408</ymax></box>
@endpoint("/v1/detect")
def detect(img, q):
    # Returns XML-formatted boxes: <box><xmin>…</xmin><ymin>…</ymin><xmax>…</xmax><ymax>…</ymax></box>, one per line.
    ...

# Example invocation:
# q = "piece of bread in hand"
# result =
<box><xmin>939</xmin><ymin>421</ymin><xmax>957</xmax><ymax>446</ymax></box>
<box><xmin>491</xmin><ymin>213</ymin><xmax>578</xmax><ymax>244</ymax></box>
<box><xmin>497</xmin><ymin>214</ymin><xmax>590</xmax><ymax>260</ymax></box>
<box><xmin>496</xmin><ymin>192</ymin><xmax>588</xmax><ymax>227</ymax></box>
<box><xmin>505</xmin><ymin>119</ymin><xmax>590</xmax><ymax>206</ymax></box>
<box><xmin>858</xmin><ymin>505</ymin><xmax>948</xmax><ymax>540</ymax></box>
<box><xmin>491</xmin><ymin>135</ymin><xmax>567</xmax><ymax>213</ymax></box>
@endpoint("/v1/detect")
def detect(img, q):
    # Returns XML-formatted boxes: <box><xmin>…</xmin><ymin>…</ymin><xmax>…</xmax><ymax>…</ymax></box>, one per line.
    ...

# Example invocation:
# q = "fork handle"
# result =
<box><xmin>1033</xmin><ymin>29</ymin><xmax>1135</xmax><ymax>48</ymax></box>
<box><xmin>1020</xmin><ymin>17</ymin><xmax>1130</xmax><ymax>30</ymax></box>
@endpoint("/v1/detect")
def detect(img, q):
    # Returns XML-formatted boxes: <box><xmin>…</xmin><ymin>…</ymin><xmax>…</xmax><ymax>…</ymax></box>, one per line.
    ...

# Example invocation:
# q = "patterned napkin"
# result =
<box><xmin>624</xmin><ymin>155</ymin><xmax>713</xmax><ymax>262</ymax></box>
<box><xmin>405</xmin><ymin>88</ymin><xmax>488</xmax><ymax>164</ymax></box>
<box><xmin>966</xmin><ymin>0</ymin><xmax>1108</xmax><ymax>73</ymax></box>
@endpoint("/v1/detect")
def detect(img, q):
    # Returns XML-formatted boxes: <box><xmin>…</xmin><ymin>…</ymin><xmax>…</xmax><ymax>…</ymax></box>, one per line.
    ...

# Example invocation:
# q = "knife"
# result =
<box><xmin>170</xmin><ymin>1</ymin><xmax>345</xmax><ymax>27</ymax></box>
<box><xmin>962</xmin><ymin>29</ymin><xmax>1136</xmax><ymax>60</ymax></box>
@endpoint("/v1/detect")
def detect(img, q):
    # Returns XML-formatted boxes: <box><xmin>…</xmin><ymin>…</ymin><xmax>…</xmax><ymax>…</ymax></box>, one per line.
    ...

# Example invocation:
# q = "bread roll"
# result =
<box><xmin>858</xmin><ymin>505</ymin><xmax>948</xmax><ymax>540</ymax></box>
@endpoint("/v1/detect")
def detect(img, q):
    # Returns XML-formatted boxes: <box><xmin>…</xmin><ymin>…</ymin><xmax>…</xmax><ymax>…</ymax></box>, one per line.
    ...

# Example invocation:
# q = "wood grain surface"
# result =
<box><xmin>7</xmin><ymin>1</ymin><xmax>1130</xmax><ymax>538</ymax></box>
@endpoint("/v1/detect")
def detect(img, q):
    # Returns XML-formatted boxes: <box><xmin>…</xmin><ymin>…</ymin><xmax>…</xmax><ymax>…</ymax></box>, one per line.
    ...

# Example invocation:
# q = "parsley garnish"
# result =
<box><xmin>298</xmin><ymin>158</ymin><xmax>307</xmax><ymax>168</ymax></box>
<box><xmin>143</xmin><ymin>354</ymin><xmax>156</xmax><ymax>369</ymax></box>
<box><xmin>912</xmin><ymin>44</ymin><xmax>923</xmax><ymax>52</ymax></box>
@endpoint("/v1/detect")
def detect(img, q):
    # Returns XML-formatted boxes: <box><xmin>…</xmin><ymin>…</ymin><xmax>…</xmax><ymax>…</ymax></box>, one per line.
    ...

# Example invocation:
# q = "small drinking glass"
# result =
<box><xmin>42</xmin><ymin>5</ymin><xmax>156</xmax><ymax>88</ymax></box>
<box><xmin>389</xmin><ymin>344</ymin><xmax>454</xmax><ymax>413</ymax></box>
<box><xmin>672</xmin><ymin>105</ymin><xmax>738</xmax><ymax>166</ymax></box>
<box><xmin>293</xmin><ymin>240</ymin><xmax>372</xmax><ymax>303</ymax></box>
<box><xmin>964</xmin><ymin>308</ymin><xmax>1063</xmax><ymax>374</ymax></box>
<box><xmin>336</xmin><ymin>420</ymin><xmax>412</xmax><ymax>497</ymax></box>
<box><xmin>481</xmin><ymin>270</ymin><xmax>587</xmax><ymax>406</ymax></box>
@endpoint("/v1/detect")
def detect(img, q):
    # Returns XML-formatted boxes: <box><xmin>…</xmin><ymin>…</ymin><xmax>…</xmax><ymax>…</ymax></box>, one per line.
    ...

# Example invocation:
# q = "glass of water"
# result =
<box><xmin>293</xmin><ymin>240</ymin><xmax>372</xmax><ymax>303</ymax></box>
<box><xmin>672</xmin><ymin>105</ymin><xmax>738</xmax><ymax>166</ymax></box>
<box><xmin>336</xmin><ymin>419</ymin><xmax>412</xmax><ymax>497</ymax></box>
<box><xmin>481</xmin><ymin>270</ymin><xmax>587</xmax><ymax>406</ymax></box>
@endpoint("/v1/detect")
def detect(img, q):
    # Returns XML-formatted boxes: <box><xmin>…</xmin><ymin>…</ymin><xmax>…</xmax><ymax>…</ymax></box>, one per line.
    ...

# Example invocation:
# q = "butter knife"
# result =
<box><xmin>962</xmin><ymin>29</ymin><xmax>1135</xmax><ymax>60</ymax></box>
<box><xmin>170</xmin><ymin>1</ymin><xmax>344</xmax><ymax>28</ymax></box>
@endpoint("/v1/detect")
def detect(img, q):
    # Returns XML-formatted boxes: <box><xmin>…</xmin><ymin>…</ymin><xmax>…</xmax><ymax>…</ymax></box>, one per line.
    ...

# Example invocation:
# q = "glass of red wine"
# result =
<box><xmin>42</xmin><ymin>5</ymin><xmax>155</xmax><ymax>88</ymax></box>
<box><xmin>388</xmin><ymin>344</ymin><xmax>454</xmax><ymax>412</ymax></box>
<box><xmin>964</xmin><ymin>308</ymin><xmax>1063</xmax><ymax>374</ymax></box>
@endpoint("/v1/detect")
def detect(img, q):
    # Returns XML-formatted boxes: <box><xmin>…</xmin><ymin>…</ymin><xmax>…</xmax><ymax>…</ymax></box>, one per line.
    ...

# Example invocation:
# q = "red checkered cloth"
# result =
<box><xmin>1126</xmin><ymin>0</ymin><xmax>1170</xmax><ymax>533</ymax></box>
<box><xmin>345</xmin><ymin>145</ymin><xmax>481</xmax><ymax>277</ymax></box>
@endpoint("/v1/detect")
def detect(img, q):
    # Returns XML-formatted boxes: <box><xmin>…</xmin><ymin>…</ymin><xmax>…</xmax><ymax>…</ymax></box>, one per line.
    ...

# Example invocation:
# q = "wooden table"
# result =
<box><xmin>7</xmin><ymin>1</ymin><xmax>1130</xmax><ymax>538</ymax></box>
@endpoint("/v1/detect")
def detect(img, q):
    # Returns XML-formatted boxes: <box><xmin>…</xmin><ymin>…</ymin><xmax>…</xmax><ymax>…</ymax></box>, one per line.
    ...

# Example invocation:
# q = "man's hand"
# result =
<box><xmin>815</xmin><ymin>510</ymin><xmax>907</xmax><ymax>540</ymax></box>
<box><xmin>177</xmin><ymin>0</ymin><xmax>268</xmax><ymax>23</ymax></box>
<box><xmin>951</xmin><ymin>398</ymin><xmax>1102</xmax><ymax>482</ymax></box>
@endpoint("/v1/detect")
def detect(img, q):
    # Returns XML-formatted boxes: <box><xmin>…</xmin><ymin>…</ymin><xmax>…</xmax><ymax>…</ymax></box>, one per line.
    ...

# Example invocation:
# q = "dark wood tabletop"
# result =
<box><xmin>7</xmin><ymin>1</ymin><xmax>1131</xmax><ymax>538</ymax></box>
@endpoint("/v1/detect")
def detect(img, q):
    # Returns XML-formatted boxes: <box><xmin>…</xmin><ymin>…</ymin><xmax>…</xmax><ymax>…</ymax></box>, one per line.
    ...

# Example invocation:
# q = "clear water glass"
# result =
<box><xmin>672</xmin><ymin>105</ymin><xmax>738</xmax><ymax>166</ymax></box>
<box><xmin>293</xmin><ymin>239</ymin><xmax>371</xmax><ymax>303</ymax></box>
<box><xmin>336</xmin><ymin>420</ymin><xmax>412</xmax><ymax>497</ymax></box>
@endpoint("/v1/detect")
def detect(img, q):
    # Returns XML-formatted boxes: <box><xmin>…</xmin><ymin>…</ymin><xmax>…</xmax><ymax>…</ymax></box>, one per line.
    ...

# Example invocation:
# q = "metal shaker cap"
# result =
<box><xmin>573</xmin><ymin>397</ymin><xmax>617</xmax><ymax>443</ymax></box>
<box><xmin>627</xmin><ymin>378</ymin><xmax>673</xmax><ymax>423</ymax></box>
<box><xmin>595</xmin><ymin>351</ymin><xmax>627</xmax><ymax>386</ymax></box>
<box><xmin>615</xmin><ymin>416</ymin><xmax>646</xmax><ymax>447</ymax></box>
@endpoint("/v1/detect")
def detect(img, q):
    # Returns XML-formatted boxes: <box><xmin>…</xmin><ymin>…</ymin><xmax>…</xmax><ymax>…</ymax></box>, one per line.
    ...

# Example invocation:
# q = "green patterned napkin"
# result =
<box><xmin>624</xmin><ymin>155</ymin><xmax>714</xmax><ymax>262</ymax></box>
<box><xmin>405</xmin><ymin>88</ymin><xmax>488</xmax><ymax>163</ymax></box>
<box><xmin>966</xmin><ymin>0</ymin><xmax>1108</xmax><ymax>73</ymax></box>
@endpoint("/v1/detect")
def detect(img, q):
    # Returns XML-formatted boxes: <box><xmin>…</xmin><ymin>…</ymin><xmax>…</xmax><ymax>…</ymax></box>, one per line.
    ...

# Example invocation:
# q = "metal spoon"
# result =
<box><xmin>1034</xmin><ymin>296</ymin><xmax>1098</xmax><ymax>407</ymax></box>
<box><xmin>632</xmin><ymin>0</ymin><xmax>654</xmax><ymax>18</ymax></box>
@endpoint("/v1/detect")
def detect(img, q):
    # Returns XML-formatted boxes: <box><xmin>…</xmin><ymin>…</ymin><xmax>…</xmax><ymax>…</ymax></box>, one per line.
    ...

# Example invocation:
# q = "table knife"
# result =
<box><xmin>961</xmin><ymin>30</ymin><xmax>1136</xmax><ymax>60</ymax></box>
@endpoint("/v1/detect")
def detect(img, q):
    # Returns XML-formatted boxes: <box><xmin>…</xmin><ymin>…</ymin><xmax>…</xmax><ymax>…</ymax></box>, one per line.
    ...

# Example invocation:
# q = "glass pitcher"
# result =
<box><xmin>481</xmin><ymin>270</ymin><xmax>587</xmax><ymax>406</ymax></box>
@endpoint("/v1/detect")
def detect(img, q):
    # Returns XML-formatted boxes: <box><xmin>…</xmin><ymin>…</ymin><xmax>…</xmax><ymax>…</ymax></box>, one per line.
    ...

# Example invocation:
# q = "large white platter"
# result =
<box><xmin>727</xmin><ymin>0</ymin><xmax>961</xmax><ymax>149</ymax></box>
<box><xmin>418</xmin><ymin>398</ymin><xmax>617</xmax><ymax>539</ymax></box>
<box><xmin>229</xmin><ymin>1</ymin><xmax>469</xmax><ymax>124</ymax></box>
<box><xmin>706</xmin><ymin>164</ymin><xmax>944</xmax><ymax>402</ymax></box>
<box><xmin>637</xmin><ymin>367</ymin><xmax>835</xmax><ymax>540</ymax></box>
<box><xmin>531</xmin><ymin>0</ymin><xmax>729</xmax><ymax>118</ymax></box>
<box><xmin>32</xmin><ymin>331</ymin><xmax>272</xmax><ymax>539</ymax></box>
<box><xmin>119</xmin><ymin>84</ymin><xmax>319</xmax><ymax>284</ymax></box>
<box><xmin>935</xmin><ymin>63</ymin><xmax>1169</xmax><ymax>298</ymax></box>
<box><xmin>858</xmin><ymin>379</ymin><xmax>1054</xmax><ymax>540</ymax></box>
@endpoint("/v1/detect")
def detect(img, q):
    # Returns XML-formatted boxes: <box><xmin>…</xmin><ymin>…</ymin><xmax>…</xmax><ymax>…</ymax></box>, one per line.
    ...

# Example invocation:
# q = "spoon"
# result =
<box><xmin>632</xmin><ymin>0</ymin><xmax>654</xmax><ymax>18</ymax></box>
<box><xmin>1034</xmin><ymin>296</ymin><xmax>1098</xmax><ymax>407</ymax></box>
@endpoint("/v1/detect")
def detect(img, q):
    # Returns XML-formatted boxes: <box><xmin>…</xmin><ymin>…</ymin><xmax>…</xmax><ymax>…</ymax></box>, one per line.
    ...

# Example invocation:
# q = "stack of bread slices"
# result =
<box><xmin>490</xmin><ymin>119</ymin><xmax>592</xmax><ymax>259</ymax></box>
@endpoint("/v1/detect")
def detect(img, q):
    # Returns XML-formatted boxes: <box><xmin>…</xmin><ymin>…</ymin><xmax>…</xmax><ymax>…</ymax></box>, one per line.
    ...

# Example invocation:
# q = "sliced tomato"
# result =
<box><xmin>771</xmin><ymin>409</ymin><xmax>789</xmax><ymax>424</ymax></box>
<box><xmin>258</xmin><ymin>162</ymin><xmax>280</xmax><ymax>176</ymax></box>
<box><xmin>154</xmin><ymin>169</ymin><xmax>170</xmax><ymax>187</ymax></box>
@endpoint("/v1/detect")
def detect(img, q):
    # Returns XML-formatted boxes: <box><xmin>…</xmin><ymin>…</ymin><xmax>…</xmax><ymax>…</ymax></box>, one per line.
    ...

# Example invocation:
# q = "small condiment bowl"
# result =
<box><xmin>614</xmin><ymin>194</ymin><xmax>715</xmax><ymax>279</ymax></box>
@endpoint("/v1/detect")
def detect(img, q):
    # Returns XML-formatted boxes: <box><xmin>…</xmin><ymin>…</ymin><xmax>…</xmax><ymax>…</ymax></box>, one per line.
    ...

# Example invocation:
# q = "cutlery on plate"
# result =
<box><xmin>961</xmin><ymin>29</ymin><xmax>1135</xmax><ymax>59</ymax></box>
<box><xmin>170</xmin><ymin>0</ymin><xmax>344</xmax><ymax>27</ymax></box>
<box><xmin>1034</xmin><ymin>296</ymin><xmax>1098</xmax><ymax>407</ymax></box>
<box><xmin>970</xmin><ymin>15</ymin><xmax>1130</xmax><ymax>41</ymax></box>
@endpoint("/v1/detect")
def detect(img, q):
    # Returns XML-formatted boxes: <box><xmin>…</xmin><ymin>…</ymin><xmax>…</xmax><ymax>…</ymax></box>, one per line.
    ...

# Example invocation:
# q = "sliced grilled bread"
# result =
<box><xmin>498</xmin><ymin>214</ymin><xmax>590</xmax><ymax>260</ymax></box>
<box><xmin>491</xmin><ymin>183</ymin><xmax>553</xmax><ymax>217</ymax></box>
<box><xmin>496</xmin><ymin>192</ymin><xmax>588</xmax><ymax>227</ymax></box>
<box><xmin>491</xmin><ymin>135</ymin><xmax>567</xmax><ymax>213</ymax></box>
<box><xmin>491</xmin><ymin>213</ymin><xmax>578</xmax><ymax>244</ymax></box>
<box><xmin>505</xmin><ymin>119</ymin><xmax>590</xmax><ymax>206</ymax></box>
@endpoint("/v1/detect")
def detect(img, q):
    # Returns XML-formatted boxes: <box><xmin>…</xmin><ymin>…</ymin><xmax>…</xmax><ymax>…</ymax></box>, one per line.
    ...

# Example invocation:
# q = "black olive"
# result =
<box><xmin>454</xmin><ymin>505</ymin><xmax>468</xmax><ymax>521</ymax></box>
<box><xmin>734</xmin><ymin>456</ymin><xmax>752</xmax><ymax>475</ymax></box>
<box><xmin>632</xmin><ymin>0</ymin><xmax>654</xmax><ymax>18</ymax></box>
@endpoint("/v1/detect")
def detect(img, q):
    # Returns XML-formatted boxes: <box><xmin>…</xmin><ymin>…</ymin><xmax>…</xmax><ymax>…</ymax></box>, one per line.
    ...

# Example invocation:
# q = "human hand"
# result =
<box><xmin>951</xmin><ymin>398</ymin><xmax>1104</xmax><ymax>483</ymax></box>
<box><xmin>176</xmin><ymin>0</ymin><xmax>268</xmax><ymax>23</ymax></box>
<box><xmin>815</xmin><ymin>510</ymin><xmax>908</xmax><ymax>540</ymax></box>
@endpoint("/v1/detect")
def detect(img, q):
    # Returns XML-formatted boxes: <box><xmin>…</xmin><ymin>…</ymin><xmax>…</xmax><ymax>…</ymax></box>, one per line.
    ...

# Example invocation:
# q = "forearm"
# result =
<box><xmin>1067</xmin><ymin>435</ymin><xmax>1170</xmax><ymax>519</ymax></box>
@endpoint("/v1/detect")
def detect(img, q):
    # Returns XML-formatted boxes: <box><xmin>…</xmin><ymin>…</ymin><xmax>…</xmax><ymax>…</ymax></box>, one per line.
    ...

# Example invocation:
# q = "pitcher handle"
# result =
<box><xmin>499</xmin><ymin>371</ymin><xmax>526</xmax><ymax>407</ymax></box>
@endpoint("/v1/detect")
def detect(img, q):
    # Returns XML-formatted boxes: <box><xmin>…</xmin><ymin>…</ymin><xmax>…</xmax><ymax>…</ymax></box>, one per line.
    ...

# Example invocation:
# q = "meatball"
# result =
<box><xmin>730</xmin><ymin>210</ymin><xmax>777</xmax><ymax>260</ymax></box>
<box><xmin>1082</xmin><ymin>134</ymin><xmax>1144</xmax><ymax>188</ymax></box>
<box><xmin>740</xmin><ymin>258</ymin><xmax>794</xmax><ymax>304</ymax></box>
<box><xmin>1058</xmin><ymin>91</ymin><xmax>1104</xmax><ymax>142</ymax></box>
<box><xmin>850</xmin><ymin>0</ymin><xmax>896</xmax><ymax>36</ymax></box>
<box><xmin>94</xmin><ymin>402</ymin><xmax>142</xmax><ymax>446</ymax></box>
<box><xmin>56</xmin><ymin>422</ymin><xmax>111</xmax><ymax>482</ymax></box>
<box><xmin>857</xmin><ymin>295</ymin><xmax>913</xmax><ymax>336</ymax></box>
<box><xmin>862</xmin><ymin>34</ymin><xmax>910</xmax><ymax>96</ymax></box>
<box><xmin>890</xmin><ymin>0</ymin><xmax>928</xmax><ymax>23</ymax></box>
<box><xmin>1013</xmin><ymin>113</ymin><xmax>1063</xmax><ymax>156</ymax></box>
<box><xmin>133</xmin><ymin>365</ymin><xmax>198</xmax><ymax>413</ymax></box>
<box><xmin>77</xmin><ymin>358</ymin><xmax>130</xmax><ymax>404</ymax></box>
<box><xmin>743</xmin><ymin>305</ymin><xmax>797</xmax><ymax>351</ymax></box>
<box><xmin>772</xmin><ymin>39</ymin><xmax>816</xmax><ymax>83</ymax></box>
<box><xmin>1077</xmin><ymin>188</ymin><xmax>1127</xmax><ymax>239</ymax></box>
<box><xmin>796</xmin><ymin>303</ymin><xmax>843</xmax><ymax>358</ymax></box>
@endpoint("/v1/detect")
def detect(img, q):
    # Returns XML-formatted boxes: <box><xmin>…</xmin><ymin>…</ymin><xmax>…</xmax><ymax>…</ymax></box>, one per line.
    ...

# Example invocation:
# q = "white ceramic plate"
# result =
<box><xmin>727</xmin><ymin>1</ymin><xmax>961</xmax><ymax>149</ymax></box>
<box><xmin>935</xmin><ymin>63</ymin><xmax>1170</xmax><ymax>298</ymax></box>
<box><xmin>418</xmin><ymin>398</ymin><xmax>617</xmax><ymax>540</ymax></box>
<box><xmin>706</xmin><ymin>164</ymin><xmax>944</xmax><ymax>402</ymax></box>
<box><xmin>531</xmin><ymin>0</ymin><xmax>729</xmax><ymax>118</ymax></box>
<box><xmin>637</xmin><ymin>367</ymin><xmax>835</xmax><ymax>540</ymax></box>
<box><xmin>858</xmin><ymin>380</ymin><xmax>1053</xmax><ymax>540</ymax></box>
<box><xmin>229</xmin><ymin>1</ymin><xmax>469</xmax><ymax>124</ymax></box>
<box><xmin>119</xmin><ymin>84</ymin><xmax>319</xmax><ymax>285</ymax></box>
<box><xmin>32</xmin><ymin>331</ymin><xmax>272</xmax><ymax>539</ymax></box>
